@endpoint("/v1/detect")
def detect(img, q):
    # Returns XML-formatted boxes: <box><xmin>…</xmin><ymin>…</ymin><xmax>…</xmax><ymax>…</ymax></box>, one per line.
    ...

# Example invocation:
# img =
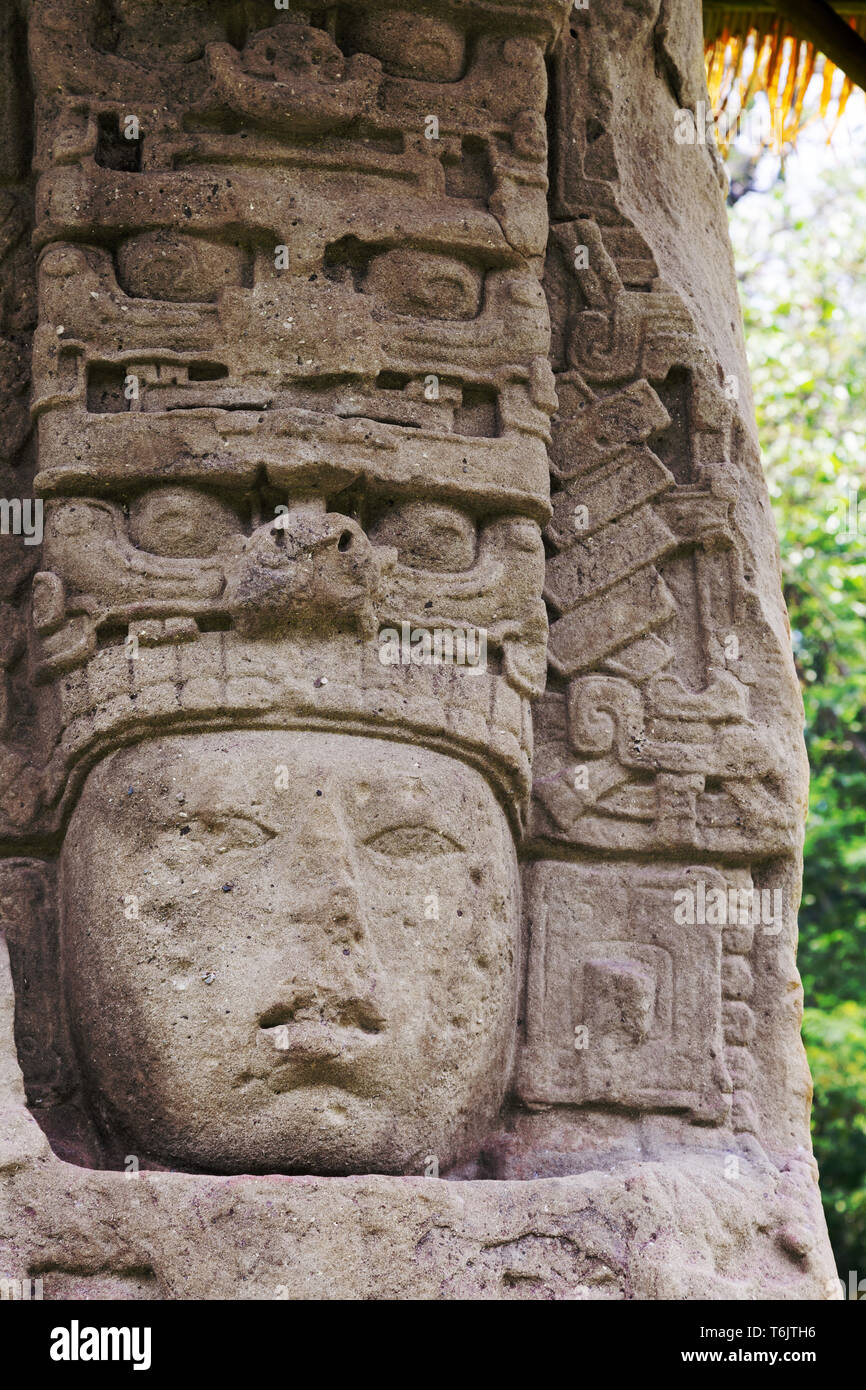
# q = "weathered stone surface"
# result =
<box><xmin>0</xmin><ymin>938</ymin><xmax>837</xmax><ymax>1301</ymax></box>
<box><xmin>60</xmin><ymin>732</ymin><xmax>520</xmax><ymax>1175</ymax></box>
<box><xmin>0</xmin><ymin>0</ymin><xmax>837</xmax><ymax>1299</ymax></box>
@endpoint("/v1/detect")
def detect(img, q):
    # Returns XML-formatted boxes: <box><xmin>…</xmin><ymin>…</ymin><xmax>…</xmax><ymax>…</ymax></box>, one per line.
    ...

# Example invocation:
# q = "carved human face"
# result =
<box><xmin>60</xmin><ymin>732</ymin><xmax>519</xmax><ymax>1174</ymax></box>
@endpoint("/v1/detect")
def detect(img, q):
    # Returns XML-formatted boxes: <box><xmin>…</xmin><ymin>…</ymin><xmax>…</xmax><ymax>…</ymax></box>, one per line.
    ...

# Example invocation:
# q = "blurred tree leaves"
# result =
<box><xmin>803</xmin><ymin>1003</ymin><xmax>866</xmax><ymax>1277</ymax></box>
<box><xmin>730</xmin><ymin>155</ymin><xmax>866</xmax><ymax>1280</ymax></box>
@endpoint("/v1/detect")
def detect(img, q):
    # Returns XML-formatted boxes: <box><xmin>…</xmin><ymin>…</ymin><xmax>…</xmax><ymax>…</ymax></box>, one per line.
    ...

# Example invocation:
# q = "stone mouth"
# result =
<box><xmin>260</xmin><ymin>1020</ymin><xmax>383</xmax><ymax>1067</ymax></box>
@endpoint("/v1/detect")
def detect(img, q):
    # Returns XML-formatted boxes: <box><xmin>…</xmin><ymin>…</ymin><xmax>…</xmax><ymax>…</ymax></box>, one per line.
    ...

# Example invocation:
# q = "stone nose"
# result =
<box><xmin>275</xmin><ymin>800</ymin><xmax>382</xmax><ymax>972</ymax></box>
<box><xmin>258</xmin><ymin>842</ymin><xmax>385</xmax><ymax>1047</ymax></box>
<box><xmin>258</xmin><ymin>987</ymin><xmax>386</xmax><ymax>1037</ymax></box>
<box><xmin>259</xmin><ymin>513</ymin><xmax>365</xmax><ymax>566</ymax></box>
<box><xmin>297</xmin><ymin>879</ymin><xmax>369</xmax><ymax>949</ymax></box>
<box><xmin>223</xmin><ymin>507</ymin><xmax>389</xmax><ymax>637</ymax></box>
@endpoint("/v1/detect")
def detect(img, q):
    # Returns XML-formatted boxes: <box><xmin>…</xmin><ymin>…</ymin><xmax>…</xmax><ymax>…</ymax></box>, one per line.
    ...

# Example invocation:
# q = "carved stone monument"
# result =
<box><xmin>0</xmin><ymin>0</ymin><xmax>837</xmax><ymax>1298</ymax></box>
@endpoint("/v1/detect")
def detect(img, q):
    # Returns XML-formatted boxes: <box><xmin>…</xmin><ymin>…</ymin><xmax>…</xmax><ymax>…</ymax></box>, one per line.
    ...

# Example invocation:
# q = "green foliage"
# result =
<box><xmin>802</xmin><ymin>1004</ymin><xmax>866</xmax><ymax>1278</ymax></box>
<box><xmin>729</xmin><ymin>151</ymin><xmax>866</xmax><ymax>1278</ymax></box>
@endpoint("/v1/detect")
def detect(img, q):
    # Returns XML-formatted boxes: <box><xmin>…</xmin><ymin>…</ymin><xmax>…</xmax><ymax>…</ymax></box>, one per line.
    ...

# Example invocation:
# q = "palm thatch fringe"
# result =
<box><xmin>703</xmin><ymin>10</ymin><xmax>863</xmax><ymax>149</ymax></box>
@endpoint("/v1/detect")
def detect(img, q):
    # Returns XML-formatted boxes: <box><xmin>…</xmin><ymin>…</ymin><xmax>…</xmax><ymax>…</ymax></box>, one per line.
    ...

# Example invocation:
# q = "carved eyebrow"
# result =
<box><xmin>357</xmin><ymin>775</ymin><xmax>460</xmax><ymax>803</ymax></box>
<box><xmin>352</xmin><ymin>779</ymin><xmax>475</xmax><ymax>838</ymax></box>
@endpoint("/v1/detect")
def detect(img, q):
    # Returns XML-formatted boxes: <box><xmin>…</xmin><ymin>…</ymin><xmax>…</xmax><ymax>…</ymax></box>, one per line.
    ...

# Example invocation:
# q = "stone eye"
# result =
<box><xmin>128</xmin><ymin>487</ymin><xmax>241</xmax><ymax>558</ymax></box>
<box><xmin>182</xmin><ymin>815</ymin><xmax>275</xmax><ymax>851</ymax></box>
<box><xmin>363</xmin><ymin>826</ymin><xmax>462</xmax><ymax>858</ymax></box>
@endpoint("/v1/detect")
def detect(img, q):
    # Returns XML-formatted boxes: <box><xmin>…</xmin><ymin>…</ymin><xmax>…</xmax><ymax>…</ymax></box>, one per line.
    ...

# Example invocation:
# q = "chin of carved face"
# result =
<box><xmin>60</xmin><ymin>731</ymin><xmax>519</xmax><ymax>1175</ymax></box>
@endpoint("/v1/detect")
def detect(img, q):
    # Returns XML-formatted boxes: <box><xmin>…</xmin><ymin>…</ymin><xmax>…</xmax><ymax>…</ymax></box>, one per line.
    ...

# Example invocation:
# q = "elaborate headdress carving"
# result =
<box><xmin>0</xmin><ymin>0</ymin><xmax>578</xmax><ymax>843</ymax></box>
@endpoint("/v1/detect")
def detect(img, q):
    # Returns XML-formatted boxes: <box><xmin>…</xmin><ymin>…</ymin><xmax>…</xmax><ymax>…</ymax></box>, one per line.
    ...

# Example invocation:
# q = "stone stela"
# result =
<box><xmin>0</xmin><ymin>0</ymin><xmax>836</xmax><ymax>1300</ymax></box>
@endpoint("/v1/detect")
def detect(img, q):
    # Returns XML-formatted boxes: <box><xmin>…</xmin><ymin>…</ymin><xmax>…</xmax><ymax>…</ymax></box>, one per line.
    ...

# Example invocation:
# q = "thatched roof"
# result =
<box><xmin>703</xmin><ymin>2</ymin><xmax>866</xmax><ymax>147</ymax></box>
